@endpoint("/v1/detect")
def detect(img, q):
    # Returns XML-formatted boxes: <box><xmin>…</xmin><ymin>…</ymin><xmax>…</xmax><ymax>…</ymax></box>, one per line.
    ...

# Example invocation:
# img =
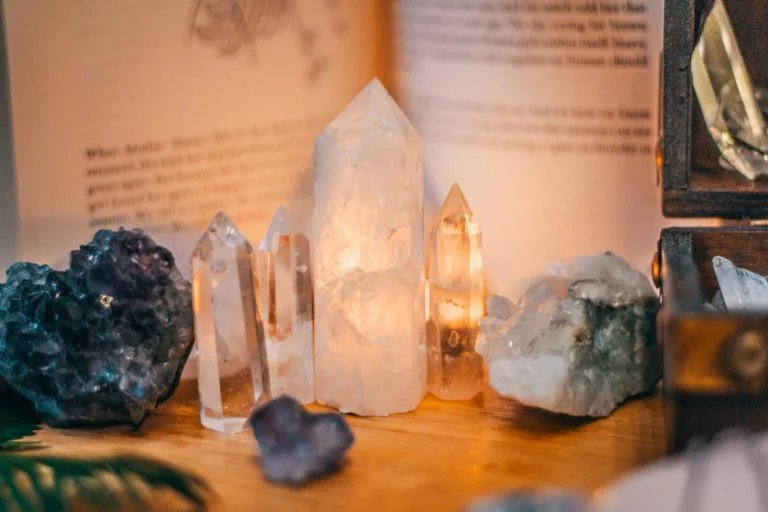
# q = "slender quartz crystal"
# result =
<box><xmin>313</xmin><ymin>78</ymin><xmax>426</xmax><ymax>416</ymax></box>
<box><xmin>427</xmin><ymin>184</ymin><xmax>485</xmax><ymax>400</ymax></box>
<box><xmin>692</xmin><ymin>0</ymin><xmax>768</xmax><ymax>180</ymax></box>
<box><xmin>257</xmin><ymin>205</ymin><xmax>314</xmax><ymax>404</ymax></box>
<box><xmin>192</xmin><ymin>212</ymin><xmax>271</xmax><ymax>433</ymax></box>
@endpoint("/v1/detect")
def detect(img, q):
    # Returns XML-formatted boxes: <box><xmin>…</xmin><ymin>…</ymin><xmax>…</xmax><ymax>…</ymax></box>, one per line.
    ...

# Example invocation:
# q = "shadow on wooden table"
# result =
<box><xmin>482</xmin><ymin>387</ymin><xmax>595</xmax><ymax>433</ymax></box>
<box><xmin>481</xmin><ymin>384</ymin><xmax>661</xmax><ymax>435</ymax></box>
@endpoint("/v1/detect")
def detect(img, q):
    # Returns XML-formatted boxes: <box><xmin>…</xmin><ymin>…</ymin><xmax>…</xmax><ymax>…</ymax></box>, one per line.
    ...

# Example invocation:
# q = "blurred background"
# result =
<box><xmin>0</xmin><ymin>0</ymin><xmax>691</xmax><ymax>296</ymax></box>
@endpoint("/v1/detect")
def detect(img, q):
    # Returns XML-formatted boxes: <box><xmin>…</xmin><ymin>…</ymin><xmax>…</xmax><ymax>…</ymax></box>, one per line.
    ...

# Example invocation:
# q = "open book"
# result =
<box><xmin>0</xmin><ymin>0</ymin><xmax>670</xmax><ymax>294</ymax></box>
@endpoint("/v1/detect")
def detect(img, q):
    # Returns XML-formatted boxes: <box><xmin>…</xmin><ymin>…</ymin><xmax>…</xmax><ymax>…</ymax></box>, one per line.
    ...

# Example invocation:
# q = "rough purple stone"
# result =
<box><xmin>249</xmin><ymin>395</ymin><xmax>354</xmax><ymax>485</ymax></box>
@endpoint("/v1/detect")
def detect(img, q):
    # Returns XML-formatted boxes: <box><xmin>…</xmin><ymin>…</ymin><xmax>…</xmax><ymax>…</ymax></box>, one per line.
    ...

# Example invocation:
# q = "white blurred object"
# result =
<box><xmin>466</xmin><ymin>432</ymin><xmax>768</xmax><ymax>511</ymax></box>
<box><xmin>596</xmin><ymin>433</ymin><xmax>768</xmax><ymax>512</ymax></box>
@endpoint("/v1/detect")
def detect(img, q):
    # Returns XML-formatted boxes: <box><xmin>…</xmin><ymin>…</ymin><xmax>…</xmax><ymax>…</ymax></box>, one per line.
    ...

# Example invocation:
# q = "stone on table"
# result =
<box><xmin>313</xmin><ymin>78</ymin><xmax>426</xmax><ymax>416</ymax></box>
<box><xmin>713</xmin><ymin>256</ymin><xmax>768</xmax><ymax>311</ymax></box>
<box><xmin>466</xmin><ymin>491</ymin><xmax>588</xmax><ymax>512</ymax></box>
<box><xmin>477</xmin><ymin>253</ymin><xmax>661</xmax><ymax>417</ymax></box>
<box><xmin>257</xmin><ymin>205</ymin><xmax>314</xmax><ymax>405</ymax></box>
<box><xmin>249</xmin><ymin>395</ymin><xmax>354</xmax><ymax>485</ymax></box>
<box><xmin>0</xmin><ymin>228</ymin><xmax>195</xmax><ymax>427</ymax></box>
<box><xmin>193</xmin><ymin>212</ymin><xmax>271</xmax><ymax>434</ymax></box>
<box><xmin>427</xmin><ymin>183</ymin><xmax>484</xmax><ymax>401</ymax></box>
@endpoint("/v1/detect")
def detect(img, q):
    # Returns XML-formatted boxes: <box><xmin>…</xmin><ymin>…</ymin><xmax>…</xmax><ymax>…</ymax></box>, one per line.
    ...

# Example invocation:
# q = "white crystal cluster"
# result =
<box><xmin>477</xmin><ymin>253</ymin><xmax>661</xmax><ymax>417</ymax></box>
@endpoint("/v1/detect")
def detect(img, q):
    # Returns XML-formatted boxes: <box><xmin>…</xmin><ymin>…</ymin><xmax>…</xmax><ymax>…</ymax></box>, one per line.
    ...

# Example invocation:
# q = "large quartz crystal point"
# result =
<box><xmin>427</xmin><ymin>183</ymin><xmax>484</xmax><ymax>401</ymax></box>
<box><xmin>0</xmin><ymin>229</ymin><xmax>195</xmax><ymax>427</ymax></box>
<box><xmin>713</xmin><ymin>256</ymin><xmax>768</xmax><ymax>311</ymax></box>
<box><xmin>192</xmin><ymin>212</ymin><xmax>271</xmax><ymax>433</ymax></box>
<box><xmin>257</xmin><ymin>205</ymin><xmax>314</xmax><ymax>405</ymax></box>
<box><xmin>313</xmin><ymin>78</ymin><xmax>426</xmax><ymax>416</ymax></box>
<box><xmin>692</xmin><ymin>0</ymin><xmax>768</xmax><ymax>180</ymax></box>
<box><xmin>477</xmin><ymin>253</ymin><xmax>661</xmax><ymax>417</ymax></box>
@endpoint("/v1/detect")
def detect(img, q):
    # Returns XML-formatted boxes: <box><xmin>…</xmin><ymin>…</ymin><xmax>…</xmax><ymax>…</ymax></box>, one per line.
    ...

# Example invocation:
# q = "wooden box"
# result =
<box><xmin>659</xmin><ymin>0</ymin><xmax>768</xmax><ymax>452</ymax></box>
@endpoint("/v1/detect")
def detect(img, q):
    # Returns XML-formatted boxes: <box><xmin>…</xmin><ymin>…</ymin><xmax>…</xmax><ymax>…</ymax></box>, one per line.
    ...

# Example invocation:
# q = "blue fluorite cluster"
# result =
<box><xmin>249</xmin><ymin>395</ymin><xmax>354</xmax><ymax>485</ymax></box>
<box><xmin>0</xmin><ymin>228</ymin><xmax>195</xmax><ymax>427</ymax></box>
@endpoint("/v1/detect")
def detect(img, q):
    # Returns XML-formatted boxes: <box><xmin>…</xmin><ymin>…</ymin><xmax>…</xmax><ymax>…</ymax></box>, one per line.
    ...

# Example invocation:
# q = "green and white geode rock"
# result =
<box><xmin>477</xmin><ymin>253</ymin><xmax>660</xmax><ymax>417</ymax></box>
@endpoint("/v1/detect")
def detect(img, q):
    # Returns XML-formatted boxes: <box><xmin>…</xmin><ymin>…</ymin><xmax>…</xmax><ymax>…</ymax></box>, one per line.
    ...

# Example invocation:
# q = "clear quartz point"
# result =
<box><xmin>713</xmin><ymin>256</ymin><xmax>768</xmax><ymax>311</ymax></box>
<box><xmin>427</xmin><ymin>184</ymin><xmax>485</xmax><ymax>401</ymax></box>
<box><xmin>313</xmin><ymin>78</ymin><xmax>426</xmax><ymax>416</ymax></box>
<box><xmin>692</xmin><ymin>0</ymin><xmax>768</xmax><ymax>180</ymax></box>
<box><xmin>257</xmin><ymin>205</ymin><xmax>315</xmax><ymax>404</ymax></box>
<box><xmin>192</xmin><ymin>212</ymin><xmax>271</xmax><ymax>433</ymax></box>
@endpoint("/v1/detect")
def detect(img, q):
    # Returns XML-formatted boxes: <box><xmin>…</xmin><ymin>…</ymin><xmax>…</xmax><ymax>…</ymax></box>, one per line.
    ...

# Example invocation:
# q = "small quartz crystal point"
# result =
<box><xmin>313</xmin><ymin>78</ymin><xmax>426</xmax><ymax>416</ymax></box>
<box><xmin>257</xmin><ymin>205</ymin><xmax>314</xmax><ymax>404</ymax></box>
<box><xmin>192</xmin><ymin>212</ymin><xmax>271</xmax><ymax>434</ymax></box>
<box><xmin>692</xmin><ymin>0</ymin><xmax>768</xmax><ymax>180</ymax></box>
<box><xmin>465</xmin><ymin>491</ymin><xmax>588</xmax><ymax>512</ymax></box>
<box><xmin>713</xmin><ymin>256</ymin><xmax>768</xmax><ymax>311</ymax></box>
<box><xmin>0</xmin><ymin>228</ymin><xmax>195</xmax><ymax>427</ymax></box>
<box><xmin>427</xmin><ymin>183</ymin><xmax>484</xmax><ymax>401</ymax></box>
<box><xmin>249</xmin><ymin>395</ymin><xmax>354</xmax><ymax>485</ymax></box>
<box><xmin>477</xmin><ymin>253</ymin><xmax>661</xmax><ymax>417</ymax></box>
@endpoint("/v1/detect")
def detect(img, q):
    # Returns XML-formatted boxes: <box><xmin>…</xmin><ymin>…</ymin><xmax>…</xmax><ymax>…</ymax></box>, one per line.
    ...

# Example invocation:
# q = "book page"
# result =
<box><xmin>395</xmin><ymin>0</ymin><xmax>695</xmax><ymax>297</ymax></box>
<box><xmin>1</xmin><ymin>0</ymin><xmax>381</xmax><ymax>271</ymax></box>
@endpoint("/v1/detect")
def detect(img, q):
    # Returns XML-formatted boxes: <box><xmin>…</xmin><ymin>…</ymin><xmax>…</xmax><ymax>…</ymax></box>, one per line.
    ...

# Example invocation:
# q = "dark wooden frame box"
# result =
<box><xmin>660</xmin><ymin>0</ymin><xmax>768</xmax><ymax>452</ymax></box>
<box><xmin>663</xmin><ymin>0</ymin><xmax>768</xmax><ymax>219</ymax></box>
<box><xmin>658</xmin><ymin>228</ymin><xmax>768</xmax><ymax>452</ymax></box>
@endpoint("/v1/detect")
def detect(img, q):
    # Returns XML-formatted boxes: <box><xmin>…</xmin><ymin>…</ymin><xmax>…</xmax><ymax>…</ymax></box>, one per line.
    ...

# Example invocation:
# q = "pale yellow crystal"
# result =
<box><xmin>427</xmin><ymin>183</ymin><xmax>484</xmax><ymax>401</ymax></box>
<box><xmin>692</xmin><ymin>0</ymin><xmax>768</xmax><ymax>180</ymax></box>
<box><xmin>192</xmin><ymin>212</ymin><xmax>270</xmax><ymax>433</ymax></box>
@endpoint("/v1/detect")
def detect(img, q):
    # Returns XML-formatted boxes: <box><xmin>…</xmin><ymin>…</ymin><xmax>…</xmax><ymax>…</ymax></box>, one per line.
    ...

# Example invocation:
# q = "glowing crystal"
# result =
<box><xmin>313</xmin><ymin>79</ymin><xmax>426</xmax><ymax>416</ymax></box>
<box><xmin>427</xmin><ymin>184</ymin><xmax>484</xmax><ymax>401</ymax></box>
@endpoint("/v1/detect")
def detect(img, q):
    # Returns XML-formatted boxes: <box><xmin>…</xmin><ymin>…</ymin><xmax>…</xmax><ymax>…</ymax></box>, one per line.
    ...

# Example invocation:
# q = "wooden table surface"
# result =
<box><xmin>31</xmin><ymin>383</ymin><xmax>666</xmax><ymax>511</ymax></box>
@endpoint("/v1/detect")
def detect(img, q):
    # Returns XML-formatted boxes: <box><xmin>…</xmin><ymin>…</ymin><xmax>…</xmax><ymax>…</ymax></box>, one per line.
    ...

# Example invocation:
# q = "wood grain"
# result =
<box><xmin>27</xmin><ymin>382</ymin><xmax>665</xmax><ymax>511</ymax></box>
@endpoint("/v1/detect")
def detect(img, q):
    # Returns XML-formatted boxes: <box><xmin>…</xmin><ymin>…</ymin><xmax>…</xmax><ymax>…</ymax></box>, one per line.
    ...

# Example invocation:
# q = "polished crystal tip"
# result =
<box><xmin>427</xmin><ymin>183</ymin><xmax>484</xmax><ymax>401</ymax></box>
<box><xmin>192</xmin><ymin>212</ymin><xmax>271</xmax><ymax>433</ymax></box>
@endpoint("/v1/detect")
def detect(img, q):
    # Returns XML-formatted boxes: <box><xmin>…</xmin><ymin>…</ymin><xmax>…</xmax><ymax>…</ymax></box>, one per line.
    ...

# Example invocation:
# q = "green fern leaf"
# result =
<box><xmin>0</xmin><ymin>454</ymin><xmax>211</xmax><ymax>511</ymax></box>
